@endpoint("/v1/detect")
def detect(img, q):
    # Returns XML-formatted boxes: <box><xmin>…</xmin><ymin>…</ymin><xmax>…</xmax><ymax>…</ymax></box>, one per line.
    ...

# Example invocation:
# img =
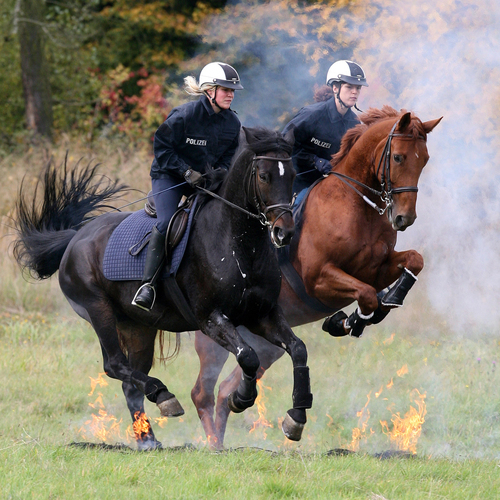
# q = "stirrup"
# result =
<box><xmin>132</xmin><ymin>283</ymin><xmax>157</xmax><ymax>311</ymax></box>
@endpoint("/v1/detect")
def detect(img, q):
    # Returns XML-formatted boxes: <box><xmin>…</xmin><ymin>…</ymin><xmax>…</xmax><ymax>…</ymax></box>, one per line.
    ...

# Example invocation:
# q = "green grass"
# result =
<box><xmin>0</xmin><ymin>310</ymin><xmax>499</xmax><ymax>499</ymax></box>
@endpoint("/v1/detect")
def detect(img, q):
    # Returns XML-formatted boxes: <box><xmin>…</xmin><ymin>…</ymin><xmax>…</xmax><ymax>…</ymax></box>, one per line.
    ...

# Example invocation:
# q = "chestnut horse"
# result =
<box><xmin>191</xmin><ymin>106</ymin><xmax>442</xmax><ymax>449</ymax></box>
<box><xmin>13</xmin><ymin>127</ymin><xmax>314</xmax><ymax>450</ymax></box>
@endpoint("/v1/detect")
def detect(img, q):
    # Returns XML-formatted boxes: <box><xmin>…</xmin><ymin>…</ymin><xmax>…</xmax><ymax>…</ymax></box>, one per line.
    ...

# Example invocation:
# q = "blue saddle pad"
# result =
<box><xmin>103</xmin><ymin>198</ymin><xmax>197</xmax><ymax>281</ymax></box>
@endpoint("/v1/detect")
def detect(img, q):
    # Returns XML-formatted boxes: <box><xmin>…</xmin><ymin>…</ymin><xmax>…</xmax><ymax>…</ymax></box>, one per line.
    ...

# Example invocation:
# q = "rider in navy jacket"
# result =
<box><xmin>282</xmin><ymin>60</ymin><xmax>369</xmax><ymax>199</ymax></box>
<box><xmin>150</xmin><ymin>94</ymin><xmax>240</xmax><ymax>181</ymax></box>
<box><xmin>132</xmin><ymin>62</ymin><xmax>243</xmax><ymax>311</ymax></box>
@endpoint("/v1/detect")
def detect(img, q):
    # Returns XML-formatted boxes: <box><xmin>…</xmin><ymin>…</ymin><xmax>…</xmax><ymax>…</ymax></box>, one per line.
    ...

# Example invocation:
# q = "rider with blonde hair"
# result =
<box><xmin>132</xmin><ymin>62</ymin><xmax>243</xmax><ymax>311</ymax></box>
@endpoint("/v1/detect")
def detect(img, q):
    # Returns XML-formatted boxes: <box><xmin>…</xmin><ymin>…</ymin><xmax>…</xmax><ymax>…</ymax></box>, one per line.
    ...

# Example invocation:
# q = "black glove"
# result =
<box><xmin>314</xmin><ymin>157</ymin><xmax>331</xmax><ymax>175</ymax></box>
<box><xmin>183</xmin><ymin>169</ymin><xmax>203</xmax><ymax>187</ymax></box>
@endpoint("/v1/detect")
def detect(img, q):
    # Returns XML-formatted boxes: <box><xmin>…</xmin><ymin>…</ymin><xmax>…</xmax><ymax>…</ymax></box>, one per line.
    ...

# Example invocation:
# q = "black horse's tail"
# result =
<box><xmin>13</xmin><ymin>156</ymin><xmax>129</xmax><ymax>280</ymax></box>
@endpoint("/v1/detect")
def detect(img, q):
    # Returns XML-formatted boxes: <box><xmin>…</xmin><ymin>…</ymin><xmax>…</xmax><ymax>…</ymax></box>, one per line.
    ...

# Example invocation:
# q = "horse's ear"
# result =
<box><xmin>397</xmin><ymin>112</ymin><xmax>412</xmax><ymax>132</ymax></box>
<box><xmin>422</xmin><ymin>117</ymin><xmax>443</xmax><ymax>134</ymax></box>
<box><xmin>283</xmin><ymin>126</ymin><xmax>295</xmax><ymax>147</ymax></box>
<box><xmin>242</xmin><ymin>126</ymin><xmax>257</xmax><ymax>145</ymax></box>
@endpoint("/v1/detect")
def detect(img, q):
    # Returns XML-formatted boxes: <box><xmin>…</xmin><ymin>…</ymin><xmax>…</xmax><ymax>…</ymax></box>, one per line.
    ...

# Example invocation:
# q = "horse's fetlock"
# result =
<box><xmin>236</xmin><ymin>346</ymin><xmax>260</xmax><ymax>376</ymax></box>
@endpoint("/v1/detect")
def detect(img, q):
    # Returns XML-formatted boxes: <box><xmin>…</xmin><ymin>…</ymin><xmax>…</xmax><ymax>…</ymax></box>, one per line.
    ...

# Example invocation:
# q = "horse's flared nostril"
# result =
<box><xmin>393</xmin><ymin>214</ymin><xmax>416</xmax><ymax>231</ymax></box>
<box><xmin>271</xmin><ymin>225</ymin><xmax>295</xmax><ymax>248</ymax></box>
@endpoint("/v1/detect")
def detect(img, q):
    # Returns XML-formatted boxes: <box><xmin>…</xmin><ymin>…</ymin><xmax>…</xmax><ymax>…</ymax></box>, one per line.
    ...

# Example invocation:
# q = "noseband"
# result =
<box><xmin>248</xmin><ymin>155</ymin><xmax>294</xmax><ymax>248</ymax></box>
<box><xmin>249</xmin><ymin>155</ymin><xmax>293</xmax><ymax>223</ymax></box>
<box><xmin>329</xmin><ymin>120</ymin><xmax>425</xmax><ymax>216</ymax></box>
<box><xmin>195</xmin><ymin>154</ymin><xmax>293</xmax><ymax>246</ymax></box>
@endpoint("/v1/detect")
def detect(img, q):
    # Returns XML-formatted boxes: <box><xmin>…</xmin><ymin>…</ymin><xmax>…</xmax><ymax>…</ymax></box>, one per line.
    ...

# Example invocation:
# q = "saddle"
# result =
<box><xmin>138</xmin><ymin>191</ymin><xmax>195</xmax><ymax>261</ymax></box>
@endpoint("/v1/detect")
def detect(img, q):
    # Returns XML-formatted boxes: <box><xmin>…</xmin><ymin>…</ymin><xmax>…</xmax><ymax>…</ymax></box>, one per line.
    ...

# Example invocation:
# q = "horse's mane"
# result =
<box><xmin>331</xmin><ymin>105</ymin><xmax>427</xmax><ymax>167</ymax></box>
<box><xmin>198</xmin><ymin>127</ymin><xmax>292</xmax><ymax>208</ymax></box>
<box><xmin>240</xmin><ymin>127</ymin><xmax>293</xmax><ymax>157</ymax></box>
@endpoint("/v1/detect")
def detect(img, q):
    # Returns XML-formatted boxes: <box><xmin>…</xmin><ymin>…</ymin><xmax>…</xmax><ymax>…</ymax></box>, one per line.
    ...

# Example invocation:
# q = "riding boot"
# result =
<box><xmin>132</xmin><ymin>226</ymin><xmax>166</xmax><ymax>311</ymax></box>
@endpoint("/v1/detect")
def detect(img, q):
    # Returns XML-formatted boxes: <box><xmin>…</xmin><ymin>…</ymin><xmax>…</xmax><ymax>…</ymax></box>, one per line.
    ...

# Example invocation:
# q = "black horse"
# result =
<box><xmin>13</xmin><ymin>127</ymin><xmax>314</xmax><ymax>450</ymax></box>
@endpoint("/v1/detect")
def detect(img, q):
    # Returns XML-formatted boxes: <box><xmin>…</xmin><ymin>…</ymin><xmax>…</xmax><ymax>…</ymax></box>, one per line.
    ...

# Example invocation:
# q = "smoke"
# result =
<box><xmin>351</xmin><ymin>0</ymin><xmax>500</xmax><ymax>333</ymax></box>
<box><xmin>192</xmin><ymin>0</ymin><xmax>500</xmax><ymax>334</ymax></box>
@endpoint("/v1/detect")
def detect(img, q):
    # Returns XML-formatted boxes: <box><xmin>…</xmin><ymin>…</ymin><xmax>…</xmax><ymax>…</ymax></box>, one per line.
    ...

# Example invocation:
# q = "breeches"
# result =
<box><xmin>152</xmin><ymin>176</ymin><xmax>193</xmax><ymax>234</ymax></box>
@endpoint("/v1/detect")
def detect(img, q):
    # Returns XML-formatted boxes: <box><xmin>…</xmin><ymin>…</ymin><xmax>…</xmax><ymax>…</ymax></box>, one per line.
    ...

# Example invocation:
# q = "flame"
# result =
<box><xmin>249</xmin><ymin>379</ymin><xmax>274</xmax><ymax>439</ymax></box>
<box><xmin>154</xmin><ymin>416</ymin><xmax>169</xmax><ymax>428</ymax></box>
<box><xmin>88</xmin><ymin>372</ymin><xmax>108</xmax><ymax>396</ymax></box>
<box><xmin>383</xmin><ymin>333</ymin><xmax>396</xmax><ymax>345</ymax></box>
<box><xmin>132</xmin><ymin>411</ymin><xmax>152</xmax><ymax>439</ymax></box>
<box><xmin>348</xmin><ymin>392</ymin><xmax>373</xmax><ymax>452</ymax></box>
<box><xmin>380</xmin><ymin>389</ymin><xmax>427</xmax><ymax>454</ymax></box>
<box><xmin>79</xmin><ymin>409</ymin><xmax>125</xmax><ymax>443</ymax></box>
<box><xmin>397</xmin><ymin>365</ymin><xmax>409</xmax><ymax>377</ymax></box>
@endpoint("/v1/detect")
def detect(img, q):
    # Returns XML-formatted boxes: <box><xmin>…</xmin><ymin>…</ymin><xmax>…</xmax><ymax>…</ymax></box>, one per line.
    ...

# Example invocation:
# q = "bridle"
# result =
<box><xmin>196</xmin><ymin>153</ymin><xmax>294</xmax><ymax>247</ymax></box>
<box><xmin>328</xmin><ymin>120</ymin><xmax>425</xmax><ymax>215</ymax></box>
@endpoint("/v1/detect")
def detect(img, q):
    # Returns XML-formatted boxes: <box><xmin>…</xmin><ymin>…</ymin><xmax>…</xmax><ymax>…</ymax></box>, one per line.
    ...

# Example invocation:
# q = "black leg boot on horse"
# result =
<box><xmin>132</xmin><ymin>226</ymin><xmax>166</xmax><ymax>311</ymax></box>
<box><xmin>322</xmin><ymin>268</ymin><xmax>418</xmax><ymax>338</ymax></box>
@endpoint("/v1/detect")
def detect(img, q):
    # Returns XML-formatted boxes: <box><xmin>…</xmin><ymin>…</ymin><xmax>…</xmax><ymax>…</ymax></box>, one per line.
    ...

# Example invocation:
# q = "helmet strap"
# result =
<box><xmin>206</xmin><ymin>87</ymin><xmax>223</xmax><ymax>111</ymax></box>
<box><xmin>334</xmin><ymin>83</ymin><xmax>350</xmax><ymax>110</ymax></box>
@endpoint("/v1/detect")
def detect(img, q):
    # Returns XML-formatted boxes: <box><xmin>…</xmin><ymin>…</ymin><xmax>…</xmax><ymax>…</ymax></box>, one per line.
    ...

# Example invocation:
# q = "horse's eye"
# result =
<box><xmin>259</xmin><ymin>172</ymin><xmax>270</xmax><ymax>183</ymax></box>
<box><xmin>393</xmin><ymin>154</ymin><xmax>404</xmax><ymax>164</ymax></box>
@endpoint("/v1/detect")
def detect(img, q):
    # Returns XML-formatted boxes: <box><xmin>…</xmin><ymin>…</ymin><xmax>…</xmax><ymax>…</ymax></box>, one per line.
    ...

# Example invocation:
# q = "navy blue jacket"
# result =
<box><xmin>283</xmin><ymin>96</ymin><xmax>360</xmax><ymax>192</ymax></box>
<box><xmin>150</xmin><ymin>95</ymin><xmax>241</xmax><ymax>180</ymax></box>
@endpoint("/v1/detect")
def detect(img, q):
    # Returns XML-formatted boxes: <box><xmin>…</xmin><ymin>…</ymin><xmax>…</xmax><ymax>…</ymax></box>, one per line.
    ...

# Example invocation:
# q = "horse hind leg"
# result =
<box><xmin>191</xmin><ymin>330</ymin><xmax>230</xmax><ymax>450</ymax></box>
<box><xmin>117</xmin><ymin>324</ymin><xmax>172</xmax><ymax>450</ymax></box>
<box><xmin>87</xmin><ymin>306</ymin><xmax>183</xmax><ymax>445</ymax></box>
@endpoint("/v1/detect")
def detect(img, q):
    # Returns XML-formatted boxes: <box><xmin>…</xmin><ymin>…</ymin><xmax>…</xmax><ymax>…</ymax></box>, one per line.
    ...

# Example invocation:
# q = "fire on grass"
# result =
<box><xmin>79</xmin><ymin>366</ymin><xmax>427</xmax><ymax>454</ymax></box>
<box><xmin>78</xmin><ymin>373</ymin><xmax>169</xmax><ymax>446</ymax></box>
<box><xmin>345</xmin><ymin>365</ymin><xmax>427</xmax><ymax>455</ymax></box>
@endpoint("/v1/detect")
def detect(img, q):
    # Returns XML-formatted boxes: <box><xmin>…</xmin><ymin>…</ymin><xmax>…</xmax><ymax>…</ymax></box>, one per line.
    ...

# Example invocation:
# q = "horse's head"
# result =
<box><xmin>243</xmin><ymin>127</ymin><xmax>296</xmax><ymax>247</ymax></box>
<box><xmin>374</xmin><ymin>112</ymin><xmax>442</xmax><ymax>231</ymax></box>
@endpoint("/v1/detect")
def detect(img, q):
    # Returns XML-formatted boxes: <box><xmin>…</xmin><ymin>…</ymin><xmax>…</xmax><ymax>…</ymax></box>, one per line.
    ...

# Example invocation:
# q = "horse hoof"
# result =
<box><xmin>137</xmin><ymin>438</ymin><xmax>163</xmax><ymax>451</ymax></box>
<box><xmin>322</xmin><ymin>311</ymin><xmax>349</xmax><ymax>337</ymax></box>
<box><xmin>157</xmin><ymin>397</ymin><xmax>185</xmax><ymax>417</ymax></box>
<box><xmin>281</xmin><ymin>413</ymin><xmax>305</xmax><ymax>441</ymax></box>
<box><xmin>227</xmin><ymin>392</ymin><xmax>245</xmax><ymax>413</ymax></box>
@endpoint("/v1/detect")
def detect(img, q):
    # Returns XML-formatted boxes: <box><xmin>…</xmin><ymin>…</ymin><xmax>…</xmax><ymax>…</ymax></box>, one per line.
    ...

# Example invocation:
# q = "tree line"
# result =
<box><xmin>0</xmin><ymin>0</ymin><xmax>358</xmax><ymax>151</ymax></box>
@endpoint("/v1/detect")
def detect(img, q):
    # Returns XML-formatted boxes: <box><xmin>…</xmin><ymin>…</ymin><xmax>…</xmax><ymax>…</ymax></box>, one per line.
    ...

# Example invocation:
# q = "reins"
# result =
<box><xmin>197</xmin><ymin>154</ymin><xmax>294</xmax><ymax>229</ymax></box>
<box><xmin>327</xmin><ymin>120</ymin><xmax>425</xmax><ymax>215</ymax></box>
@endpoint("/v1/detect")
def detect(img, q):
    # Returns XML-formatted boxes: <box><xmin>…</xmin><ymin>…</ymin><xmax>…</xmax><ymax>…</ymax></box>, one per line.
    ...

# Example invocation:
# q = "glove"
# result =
<box><xmin>183</xmin><ymin>169</ymin><xmax>203</xmax><ymax>187</ymax></box>
<box><xmin>314</xmin><ymin>157</ymin><xmax>331</xmax><ymax>175</ymax></box>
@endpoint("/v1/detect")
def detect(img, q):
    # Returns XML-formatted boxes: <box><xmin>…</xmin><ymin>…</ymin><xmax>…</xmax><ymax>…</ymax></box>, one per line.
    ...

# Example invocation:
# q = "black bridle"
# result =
<box><xmin>197</xmin><ymin>154</ymin><xmax>293</xmax><ymax>247</ymax></box>
<box><xmin>328</xmin><ymin>120</ymin><xmax>425</xmax><ymax>215</ymax></box>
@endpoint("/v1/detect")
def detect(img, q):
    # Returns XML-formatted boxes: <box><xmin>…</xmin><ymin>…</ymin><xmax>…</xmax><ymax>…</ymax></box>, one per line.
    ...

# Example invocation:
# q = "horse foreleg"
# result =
<box><xmin>307</xmin><ymin>264</ymin><xmax>379</xmax><ymax>337</ymax></box>
<box><xmin>306</xmin><ymin>263</ymin><xmax>380</xmax><ymax>315</ymax></box>
<box><xmin>200</xmin><ymin>313</ymin><xmax>260</xmax><ymax>415</ymax></box>
<box><xmin>375</xmin><ymin>249</ymin><xmax>424</xmax><ymax>308</ymax></box>
<box><xmin>252</xmin><ymin>308</ymin><xmax>312</xmax><ymax>442</ymax></box>
<box><xmin>192</xmin><ymin>330</ymin><xmax>230</xmax><ymax>450</ymax></box>
<box><xmin>214</xmin><ymin>326</ymin><xmax>286</xmax><ymax>447</ymax></box>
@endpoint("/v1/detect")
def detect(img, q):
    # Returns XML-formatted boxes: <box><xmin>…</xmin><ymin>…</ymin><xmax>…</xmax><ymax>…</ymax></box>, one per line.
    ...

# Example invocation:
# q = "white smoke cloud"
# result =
<box><xmin>352</xmin><ymin>0</ymin><xmax>500</xmax><ymax>332</ymax></box>
<box><xmin>197</xmin><ymin>0</ymin><xmax>500</xmax><ymax>334</ymax></box>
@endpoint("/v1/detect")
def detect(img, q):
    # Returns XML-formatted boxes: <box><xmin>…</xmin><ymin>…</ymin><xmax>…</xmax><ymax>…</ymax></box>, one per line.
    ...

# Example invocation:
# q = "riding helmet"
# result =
<box><xmin>326</xmin><ymin>60</ymin><xmax>369</xmax><ymax>87</ymax></box>
<box><xmin>199</xmin><ymin>62</ymin><xmax>244</xmax><ymax>90</ymax></box>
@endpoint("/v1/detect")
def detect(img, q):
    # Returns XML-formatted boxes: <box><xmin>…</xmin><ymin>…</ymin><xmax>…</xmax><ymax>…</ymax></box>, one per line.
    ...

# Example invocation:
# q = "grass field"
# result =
<box><xmin>1</xmin><ymin>147</ymin><xmax>499</xmax><ymax>498</ymax></box>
